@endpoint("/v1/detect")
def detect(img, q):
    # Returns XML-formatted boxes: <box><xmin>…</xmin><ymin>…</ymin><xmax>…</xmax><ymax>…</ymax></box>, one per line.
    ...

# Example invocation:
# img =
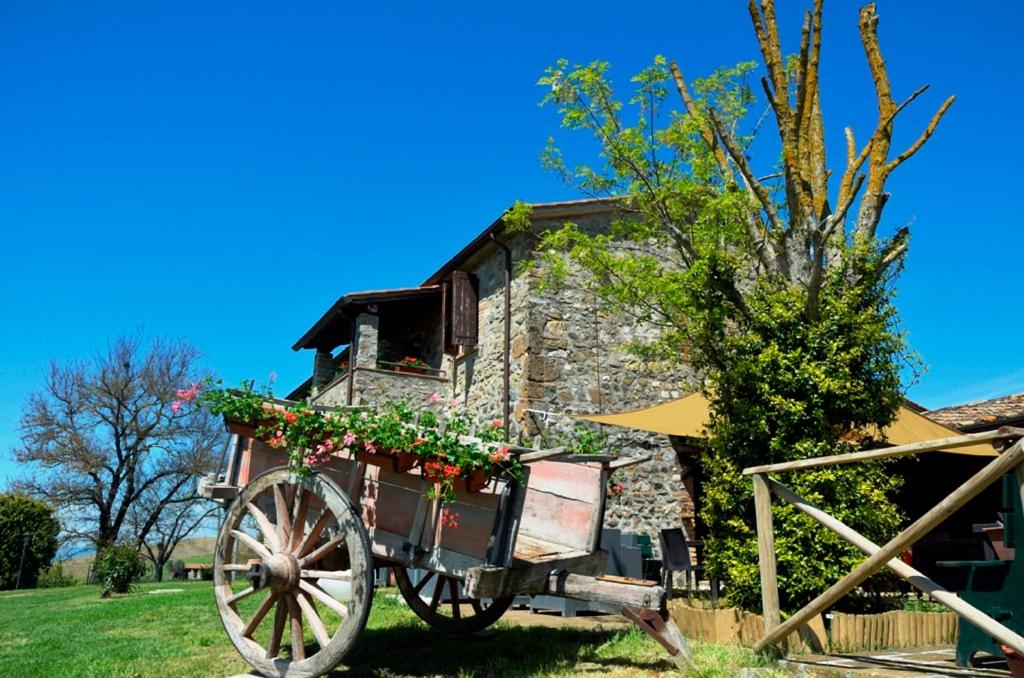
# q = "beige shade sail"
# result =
<box><xmin>576</xmin><ymin>392</ymin><xmax>997</xmax><ymax>457</ymax></box>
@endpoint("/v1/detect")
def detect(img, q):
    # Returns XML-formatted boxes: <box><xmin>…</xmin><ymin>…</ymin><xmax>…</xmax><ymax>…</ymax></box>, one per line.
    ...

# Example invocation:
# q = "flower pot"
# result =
<box><xmin>358</xmin><ymin>447</ymin><xmax>420</xmax><ymax>473</ymax></box>
<box><xmin>225</xmin><ymin>418</ymin><xmax>275</xmax><ymax>439</ymax></box>
<box><xmin>392</xmin><ymin>452</ymin><xmax>420</xmax><ymax>473</ymax></box>
<box><xmin>465</xmin><ymin>468</ymin><xmax>490</xmax><ymax>493</ymax></box>
<box><xmin>395</xmin><ymin>365</ymin><xmax>426</xmax><ymax>375</ymax></box>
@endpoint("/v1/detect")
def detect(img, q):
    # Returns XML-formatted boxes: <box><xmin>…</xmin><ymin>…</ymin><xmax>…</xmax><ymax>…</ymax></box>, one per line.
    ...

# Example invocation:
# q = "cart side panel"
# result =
<box><xmin>519</xmin><ymin>460</ymin><xmax>604</xmax><ymax>554</ymax></box>
<box><xmin>236</xmin><ymin>439</ymin><xmax>280</xmax><ymax>486</ymax></box>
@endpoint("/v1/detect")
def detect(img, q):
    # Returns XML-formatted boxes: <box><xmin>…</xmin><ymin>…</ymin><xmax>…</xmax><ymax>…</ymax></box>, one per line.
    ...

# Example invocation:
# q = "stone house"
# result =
<box><xmin>287</xmin><ymin>197</ymin><xmax>701</xmax><ymax>541</ymax></box>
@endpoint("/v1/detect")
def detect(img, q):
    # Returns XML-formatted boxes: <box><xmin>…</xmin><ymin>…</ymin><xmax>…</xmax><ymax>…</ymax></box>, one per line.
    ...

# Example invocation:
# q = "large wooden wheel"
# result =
<box><xmin>393</xmin><ymin>566</ymin><xmax>513</xmax><ymax>635</ymax></box>
<box><xmin>214</xmin><ymin>468</ymin><xmax>373</xmax><ymax>678</ymax></box>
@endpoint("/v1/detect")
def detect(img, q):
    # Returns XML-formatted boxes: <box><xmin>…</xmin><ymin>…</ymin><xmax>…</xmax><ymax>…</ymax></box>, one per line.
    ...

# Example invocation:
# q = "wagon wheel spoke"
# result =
<box><xmin>227</xmin><ymin>586</ymin><xmax>258</xmax><ymax>606</ymax></box>
<box><xmin>447</xmin><ymin>578</ymin><xmax>462</xmax><ymax>619</ymax></box>
<box><xmin>298</xmin><ymin>579</ymin><xmax>349</xmax><ymax>618</ymax></box>
<box><xmin>301</xmin><ymin>569</ymin><xmax>350</xmax><ymax>581</ymax></box>
<box><xmin>266</xmin><ymin>596</ymin><xmax>288</xmax><ymax>659</ymax></box>
<box><xmin>471</xmin><ymin>600</ymin><xmax>483</xmax><ymax>614</ymax></box>
<box><xmin>273</xmin><ymin>483</ymin><xmax>292</xmax><ymax>547</ymax></box>
<box><xmin>412</xmin><ymin>570</ymin><xmax>435</xmax><ymax>595</ymax></box>
<box><xmin>285</xmin><ymin>593</ymin><xmax>305</xmax><ymax>661</ymax></box>
<box><xmin>243</xmin><ymin>592</ymin><xmax>278</xmax><ymax>638</ymax></box>
<box><xmin>429</xmin><ymin>577</ymin><xmax>445</xmax><ymax>612</ymax></box>
<box><xmin>299</xmin><ymin>534</ymin><xmax>345</xmax><ymax>567</ymax></box>
<box><xmin>245</xmin><ymin>501</ymin><xmax>283</xmax><ymax>553</ymax></box>
<box><xmin>297</xmin><ymin>509</ymin><xmax>334</xmax><ymax>558</ymax></box>
<box><xmin>295</xmin><ymin>590</ymin><xmax>332</xmax><ymax>648</ymax></box>
<box><xmin>231</xmin><ymin>529</ymin><xmax>272</xmax><ymax>560</ymax></box>
<box><xmin>290</xmin><ymin>487</ymin><xmax>310</xmax><ymax>551</ymax></box>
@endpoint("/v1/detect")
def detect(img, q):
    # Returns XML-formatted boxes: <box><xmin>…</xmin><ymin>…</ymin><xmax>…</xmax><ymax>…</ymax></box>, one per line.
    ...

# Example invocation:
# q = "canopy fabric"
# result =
<box><xmin>576</xmin><ymin>392</ymin><xmax>997</xmax><ymax>457</ymax></box>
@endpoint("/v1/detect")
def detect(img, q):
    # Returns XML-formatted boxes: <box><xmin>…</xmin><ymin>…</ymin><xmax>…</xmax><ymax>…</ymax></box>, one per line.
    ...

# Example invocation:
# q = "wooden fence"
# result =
<box><xmin>668</xmin><ymin>601</ymin><xmax>958</xmax><ymax>653</ymax></box>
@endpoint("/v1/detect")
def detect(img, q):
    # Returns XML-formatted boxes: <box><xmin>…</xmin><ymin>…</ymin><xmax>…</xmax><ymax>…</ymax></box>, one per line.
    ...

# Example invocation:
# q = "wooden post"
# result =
<box><xmin>754</xmin><ymin>437</ymin><xmax>1024</xmax><ymax>651</ymax></box>
<box><xmin>743</xmin><ymin>427</ymin><xmax>1021</xmax><ymax>476</ymax></box>
<box><xmin>752</xmin><ymin>473</ymin><xmax>781</xmax><ymax>633</ymax></box>
<box><xmin>761</xmin><ymin>473</ymin><xmax>1024</xmax><ymax>656</ymax></box>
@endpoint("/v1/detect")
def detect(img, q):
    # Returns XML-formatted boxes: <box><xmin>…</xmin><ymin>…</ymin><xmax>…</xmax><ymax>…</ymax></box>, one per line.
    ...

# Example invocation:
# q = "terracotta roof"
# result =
<box><xmin>924</xmin><ymin>392</ymin><xmax>1024</xmax><ymax>431</ymax></box>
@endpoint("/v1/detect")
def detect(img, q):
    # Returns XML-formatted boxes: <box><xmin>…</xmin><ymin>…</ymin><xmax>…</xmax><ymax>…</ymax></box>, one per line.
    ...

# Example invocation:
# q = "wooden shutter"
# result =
<box><xmin>449</xmin><ymin>271</ymin><xmax>478</xmax><ymax>347</ymax></box>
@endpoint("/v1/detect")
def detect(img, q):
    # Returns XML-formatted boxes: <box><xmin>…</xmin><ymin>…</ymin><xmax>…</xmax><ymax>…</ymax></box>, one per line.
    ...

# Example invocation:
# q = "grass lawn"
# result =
<box><xmin>0</xmin><ymin>581</ymin><xmax>781</xmax><ymax>677</ymax></box>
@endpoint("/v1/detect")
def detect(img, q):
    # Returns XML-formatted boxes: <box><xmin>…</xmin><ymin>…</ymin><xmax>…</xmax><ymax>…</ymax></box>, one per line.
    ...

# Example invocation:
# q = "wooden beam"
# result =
<box><xmin>753</xmin><ymin>437</ymin><xmax>1024</xmax><ymax>651</ymax></box>
<box><xmin>742</xmin><ymin>428</ymin><xmax>1021</xmax><ymax>476</ymax></box>
<box><xmin>767</xmin><ymin>477</ymin><xmax>1024</xmax><ymax>657</ymax></box>
<box><xmin>752</xmin><ymin>474</ymin><xmax>781</xmax><ymax>634</ymax></box>
<box><xmin>544</xmin><ymin>571</ymin><xmax>665</xmax><ymax>610</ymax></box>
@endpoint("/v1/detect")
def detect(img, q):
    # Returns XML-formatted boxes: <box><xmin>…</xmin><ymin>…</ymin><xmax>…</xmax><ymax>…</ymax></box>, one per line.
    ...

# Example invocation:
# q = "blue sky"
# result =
<box><xmin>1</xmin><ymin>1</ymin><xmax>1022</xmax><ymax>484</ymax></box>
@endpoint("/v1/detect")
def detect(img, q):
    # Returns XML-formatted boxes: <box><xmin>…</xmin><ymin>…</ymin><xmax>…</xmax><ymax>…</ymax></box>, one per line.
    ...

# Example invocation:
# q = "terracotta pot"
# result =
<box><xmin>465</xmin><ymin>468</ymin><xmax>490</xmax><ymax>493</ymax></box>
<box><xmin>225</xmin><ymin>418</ymin><xmax>275</xmax><ymax>439</ymax></box>
<box><xmin>392</xmin><ymin>452</ymin><xmax>420</xmax><ymax>473</ymax></box>
<box><xmin>358</xmin><ymin>447</ymin><xmax>420</xmax><ymax>473</ymax></box>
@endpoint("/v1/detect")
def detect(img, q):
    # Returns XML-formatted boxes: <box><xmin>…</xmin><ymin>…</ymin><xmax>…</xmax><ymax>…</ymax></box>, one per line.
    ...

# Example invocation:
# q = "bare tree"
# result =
<box><xmin>130</xmin><ymin>475</ymin><xmax>220</xmax><ymax>582</ymax></box>
<box><xmin>14</xmin><ymin>336</ymin><xmax>222</xmax><ymax>550</ymax></box>
<box><xmin>668</xmin><ymin>0</ymin><xmax>954</xmax><ymax>320</ymax></box>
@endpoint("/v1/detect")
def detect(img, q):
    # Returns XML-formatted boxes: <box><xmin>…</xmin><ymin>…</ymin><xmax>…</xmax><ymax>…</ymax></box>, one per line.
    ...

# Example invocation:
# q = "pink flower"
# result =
<box><xmin>429</xmin><ymin>393</ymin><xmax>441</xmax><ymax>403</ymax></box>
<box><xmin>342</xmin><ymin>431</ymin><xmax>357</xmax><ymax>446</ymax></box>
<box><xmin>364</xmin><ymin>440</ymin><xmax>376</xmax><ymax>454</ymax></box>
<box><xmin>490</xmin><ymin>418</ymin><xmax>502</xmax><ymax>429</ymax></box>
<box><xmin>441</xmin><ymin>508</ymin><xmax>460</xmax><ymax>529</ymax></box>
<box><xmin>171</xmin><ymin>401</ymin><xmax>181</xmax><ymax>413</ymax></box>
<box><xmin>448</xmin><ymin>398</ymin><xmax>460</xmax><ymax>409</ymax></box>
<box><xmin>323</xmin><ymin>439</ymin><xmax>335</xmax><ymax>451</ymax></box>
<box><xmin>284</xmin><ymin>412</ymin><xmax>298</xmax><ymax>424</ymax></box>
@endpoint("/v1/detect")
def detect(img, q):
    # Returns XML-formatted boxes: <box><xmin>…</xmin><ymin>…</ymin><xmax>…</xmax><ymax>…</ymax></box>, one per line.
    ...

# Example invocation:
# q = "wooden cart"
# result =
<box><xmin>201</xmin><ymin>418</ymin><xmax>690</xmax><ymax>677</ymax></box>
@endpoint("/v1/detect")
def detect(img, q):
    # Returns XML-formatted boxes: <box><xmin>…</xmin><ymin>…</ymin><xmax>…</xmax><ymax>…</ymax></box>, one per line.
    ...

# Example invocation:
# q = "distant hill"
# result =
<box><xmin>60</xmin><ymin>536</ymin><xmax>218</xmax><ymax>582</ymax></box>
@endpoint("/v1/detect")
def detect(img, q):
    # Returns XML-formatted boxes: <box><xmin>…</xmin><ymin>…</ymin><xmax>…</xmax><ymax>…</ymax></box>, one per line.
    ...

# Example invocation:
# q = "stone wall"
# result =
<box><xmin>444</xmin><ymin>209</ymin><xmax>700</xmax><ymax>550</ymax></box>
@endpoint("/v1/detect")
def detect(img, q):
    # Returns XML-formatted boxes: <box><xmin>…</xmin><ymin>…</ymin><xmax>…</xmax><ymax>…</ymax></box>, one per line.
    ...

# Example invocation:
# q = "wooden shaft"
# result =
<box><xmin>545</xmin><ymin>572</ymin><xmax>664</xmax><ymax>609</ymax></box>
<box><xmin>768</xmin><ymin>478</ymin><xmax>1024</xmax><ymax>656</ymax></box>
<box><xmin>754</xmin><ymin>438</ymin><xmax>1024</xmax><ymax>651</ymax></box>
<box><xmin>752</xmin><ymin>474</ymin><xmax>781</xmax><ymax>633</ymax></box>
<box><xmin>742</xmin><ymin>428</ymin><xmax>1022</xmax><ymax>476</ymax></box>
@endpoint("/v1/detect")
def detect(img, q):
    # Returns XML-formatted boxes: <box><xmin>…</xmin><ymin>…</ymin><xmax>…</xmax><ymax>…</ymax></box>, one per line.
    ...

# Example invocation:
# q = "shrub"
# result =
<box><xmin>0</xmin><ymin>493</ymin><xmax>60</xmax><ymax>590</ymax></box>
<box><xmin>37</xmin><ymin>562</ymin><xmax>78</xmax><ymax>588</ymax></box>
<box><xmin>93</xmin><ymin>543</ymin><xmax>146</xmax><ymax>594</ymax></box>
<box><xmin>168</xmin><ymin>559</ymin><xmax>185</xmax><ymax>580</ymax></box>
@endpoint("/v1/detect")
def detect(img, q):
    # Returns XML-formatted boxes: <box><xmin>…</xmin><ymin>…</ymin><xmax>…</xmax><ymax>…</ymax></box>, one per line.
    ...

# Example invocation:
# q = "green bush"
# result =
<box><xmin>93</xmin><ymin>543</ymin><xmax>146</xmax><ymax>594</ymax></box>
<box><xmin>168</xmin><ymin>559</ymin><xmax>185</xmax><ymax>580</ymax></box>
<box><xmin>0</xmin><ymin>493</ymin><xmax>60</xmax><ymax>590</ymax></box>
<box><xmin>37</xmin><ymin>562</ymin><xmax>78</xmax><ymax>588</ymax></box>
<box><xmin>700</xmin><ymin>273</ymin><xmax>906</xmax><ymax>615</ymax></box>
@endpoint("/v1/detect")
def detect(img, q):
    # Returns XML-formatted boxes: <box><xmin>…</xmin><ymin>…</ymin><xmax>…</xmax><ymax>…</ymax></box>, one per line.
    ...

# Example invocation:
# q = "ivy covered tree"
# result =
<box><xmin>0</xmin><ymin>493</ymin><xmax>60</xmax><ymax>590</ymax></box>
<box><xmin>517</xmin><ymin>0</ymin><xmax>952</xmax><ymax>613</ymax></box>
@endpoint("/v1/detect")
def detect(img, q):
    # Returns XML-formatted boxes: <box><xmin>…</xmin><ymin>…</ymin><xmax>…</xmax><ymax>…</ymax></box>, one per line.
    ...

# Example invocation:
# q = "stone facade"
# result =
<box><xmin>302</xmin><ymin>199</ymin><xmax>701</xmax><ymax>551</ymax></box>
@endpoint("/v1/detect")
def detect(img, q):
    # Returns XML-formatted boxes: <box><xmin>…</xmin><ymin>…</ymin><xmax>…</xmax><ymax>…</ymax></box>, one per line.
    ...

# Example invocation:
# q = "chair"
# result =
<box><xmin>935</xmin><ymin>473</ymin><xmax>1024</xmax><ymax>667</ymax></box>
<box><xmin>659</xmin><ymin>528</ymin><xmax>719</xmax><ymax>601</ymax></box>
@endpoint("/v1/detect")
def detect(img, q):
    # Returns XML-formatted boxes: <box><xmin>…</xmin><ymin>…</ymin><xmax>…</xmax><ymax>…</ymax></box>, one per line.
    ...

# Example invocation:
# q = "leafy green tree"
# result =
<box><xmin>93</xmin><ymin>542</ymin><xmax>147</xmax><ymax>595</ymax></box>
<box><xmin>0</xmin><ymin>493</ymin><xmax>60</xmax><ymax>590</ymax></box>
<box><xmin>518</xmin><ymin>0</ymin><xmax>952</xmax><ymax>613</ymax></box>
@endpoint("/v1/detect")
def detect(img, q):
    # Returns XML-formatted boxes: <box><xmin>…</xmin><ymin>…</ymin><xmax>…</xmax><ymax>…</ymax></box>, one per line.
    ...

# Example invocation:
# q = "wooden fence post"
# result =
<box><xmin>754</xmin><ymin>438</ymin><xmax>1024</xmax><ymax>651</ymax></box>
<box><xmin>765</xmin><ymin>476</ymin><xmax>1024</xmax><ymax>656</ymax></box>
<box><xmin>752</xmin><ymin>473</ymin><xmax>781</xmax><ymax>634</ymax></box>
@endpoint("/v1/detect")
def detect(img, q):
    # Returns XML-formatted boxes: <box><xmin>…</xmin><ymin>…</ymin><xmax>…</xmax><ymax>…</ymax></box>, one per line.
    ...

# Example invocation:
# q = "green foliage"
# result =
<box><xmin>700</xmin><ymin>269</ymin><xmax>907</xmax><ymax>613</ymax></box>
<box><xmin>93</xmin><ymin>543</ymin><xmax>147</xmax><ymax>594</ymax></box>
<box><xmin>36</xmin><ymin>562</ymin><xmax>78</xmax><ymax>588</ymax></box>
<box><xmin>531</xmin><ymin>54</ymin><xmax>915</xmax><ymax>614</ymax></box>
<box><xmin>0</xmin><ymin>493</ymin><xmax>60</xmax><ymax>590</ymax></box>
<box><xmin>168</xmin><ymin>559</ymin><xmax>185</xmax><ymax>579</ymax></box>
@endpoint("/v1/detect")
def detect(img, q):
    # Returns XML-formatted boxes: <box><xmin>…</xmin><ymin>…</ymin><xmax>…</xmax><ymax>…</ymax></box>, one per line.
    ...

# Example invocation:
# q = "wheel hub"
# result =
<box><xmin>247</xmin><ymin>552</ymin><xmax>300</xmax><ymax>593</ymax></box>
